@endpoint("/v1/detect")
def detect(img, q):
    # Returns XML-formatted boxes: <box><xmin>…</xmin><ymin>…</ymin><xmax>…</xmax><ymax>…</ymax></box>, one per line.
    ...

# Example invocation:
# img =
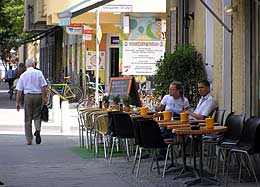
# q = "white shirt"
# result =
<box><xmin>16</xmin><ymin>67</ymin><xmax>47</xmax><ymax>94</ymax></box>
<box><xmin>192</xmin><ymin>93</ymin><xmax>217</xmax><ymax>118</ymax></box>
<box><xmin>160</xmin><ymin>95</ymin><xmax>190</xmax><ymax>113</ymax></box>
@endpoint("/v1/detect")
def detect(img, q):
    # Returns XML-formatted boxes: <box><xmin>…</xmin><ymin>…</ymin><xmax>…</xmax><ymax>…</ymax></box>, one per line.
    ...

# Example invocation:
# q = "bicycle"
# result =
<box><xmin>47</xmin><ymin>76</ymin><xmax>83</xmax><ymax>108</ymax></box>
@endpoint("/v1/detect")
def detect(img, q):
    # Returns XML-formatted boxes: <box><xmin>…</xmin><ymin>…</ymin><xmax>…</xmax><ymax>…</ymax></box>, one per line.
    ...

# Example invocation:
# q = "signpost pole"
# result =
<box><xmin>95</xmin><ymin>7</ymin><xmax>100</xmax><ymax>107</ymax></box>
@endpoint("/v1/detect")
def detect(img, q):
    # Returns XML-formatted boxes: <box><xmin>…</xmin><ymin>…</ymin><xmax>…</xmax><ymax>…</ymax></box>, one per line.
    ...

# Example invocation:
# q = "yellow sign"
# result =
<box><xmin>96</xmin><ymin>25</ymin><xmax>102</xmax><ymax>44</ymax></box>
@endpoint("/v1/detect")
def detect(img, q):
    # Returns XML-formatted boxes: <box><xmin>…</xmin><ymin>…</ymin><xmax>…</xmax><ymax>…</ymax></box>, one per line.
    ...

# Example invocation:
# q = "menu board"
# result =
<box><xmin>108</xmin><ymin>76</ymin><xmax>141</xmax><ymax>107</ymax></box>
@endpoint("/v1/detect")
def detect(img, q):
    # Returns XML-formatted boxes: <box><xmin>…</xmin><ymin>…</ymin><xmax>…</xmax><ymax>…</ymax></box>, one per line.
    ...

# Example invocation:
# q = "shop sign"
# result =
<box><xmin>66</xmin><ymin>23</ymin><xmax>82</xmax><ymax>35</ymax></box>
<box><xmin>122</xmin><ymin>40</ymin><xmax>165</xmax><ymax>75</ymax></box>
<box><xmin>83</xmin><ymin>25</ymin><xmax>92</xmax><ymax>41</ymax></box>
<box><xmin>111</xmin><ymin>36</ymin><xmax>119</xmax><ymax>44</ymax></box>
<box><xmin>86</xmin><ymin>51</ymin><xmax>105</xmax><ymax>70</ymax></box>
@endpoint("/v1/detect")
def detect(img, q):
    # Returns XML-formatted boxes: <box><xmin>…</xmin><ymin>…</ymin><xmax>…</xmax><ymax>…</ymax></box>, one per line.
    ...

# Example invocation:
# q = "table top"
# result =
<box><xmin>157</xmin><ymin>119</ymin><xmax>206</xmax><ymax>127</ymax></box>
<box><xmin>173</xmin><ymin>126</ymin><xmax>227</xmax><ymax>135</ymax></box>
<box><xmin>130</xmin><ymin>112</ymin><xmax>163</xmax><ymax>119</ymax></box>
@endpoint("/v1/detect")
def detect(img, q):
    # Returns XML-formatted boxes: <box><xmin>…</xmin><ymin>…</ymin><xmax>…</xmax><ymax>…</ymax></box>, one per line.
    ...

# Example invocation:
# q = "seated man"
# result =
<box><xmin>186</xmin><ymin>80</ymin><xmax>217</xmax><ymax>120</ymax></box>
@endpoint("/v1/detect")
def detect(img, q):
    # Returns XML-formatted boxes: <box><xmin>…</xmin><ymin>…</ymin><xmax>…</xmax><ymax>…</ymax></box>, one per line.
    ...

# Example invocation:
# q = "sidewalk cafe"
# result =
<box><xmin>76</xmin><ymin>75</ymin><xmax>260</xmax><ymax>187</ymax></box>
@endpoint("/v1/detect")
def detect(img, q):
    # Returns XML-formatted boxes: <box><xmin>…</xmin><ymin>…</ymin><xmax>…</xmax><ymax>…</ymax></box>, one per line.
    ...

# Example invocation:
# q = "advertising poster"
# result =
<box><xmin>86</xmin><ymin>51</ymin><xmax>105</xmax><ymax>70</ymax></box>
<box><xmin>122</xmin><ymin>40</ymin><xmax>165</xmax><ymax>75</ymax></box>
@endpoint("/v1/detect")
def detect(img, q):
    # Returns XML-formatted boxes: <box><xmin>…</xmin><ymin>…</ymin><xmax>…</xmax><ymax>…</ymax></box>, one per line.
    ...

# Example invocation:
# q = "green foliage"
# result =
<box><xmin>153</xmin><ymin>44</ymin><xmax>207</xmax><ymax>106</ymax></box>
<box><xmin>0</xmin><ymin>0</ymin><xmax>25</xmax><ymax>52</ymax></box>
<box><xmin>122</xmin><ymin>95</ymin><xmax>131</xmax><ymax>106</ymax></box>
<box><xmin>102</xmin><ymin>95</ymin><xmax>109</xmax><ymax>103</ymax></box>
<box><xmin>112</xmin><ymin>95</ymin><xmax>120</xmax><ymax>104</ymax></box>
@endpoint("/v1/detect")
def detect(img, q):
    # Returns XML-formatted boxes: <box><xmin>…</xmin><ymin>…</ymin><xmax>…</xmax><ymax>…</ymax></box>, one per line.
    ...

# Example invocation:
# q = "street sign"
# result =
<box><xmin>96</xmin><ymin>25</ymin><xmax>102</xmax><ymax>44</ymax></box>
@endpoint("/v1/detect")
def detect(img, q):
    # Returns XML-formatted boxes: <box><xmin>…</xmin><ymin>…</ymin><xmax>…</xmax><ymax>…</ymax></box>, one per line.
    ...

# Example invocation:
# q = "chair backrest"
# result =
<box><xmin>237</xmin><ymin>117</ymin><xmax>260</xmax><ymax>153</ymax></box>
<box><xmin>111</xmin><ymin>112</ymin><xmax>134</xmax><ymax>138</ymax></box>
<box><xmin>135</xmin><ymin>119</ymin><xmax>167</xmax><ymax>149</ymax></box>
<box><xmin>107</xmin><ymin>111</ymin><xmax>122</xmax><ymax>136</ymax></box>
<box><xmin>214</xmin><ymin>108</ymin><xmax>226</xmax><ymax>125</ymax></box>
<box><xmin>131</xmin><ymin>117</ymin><xmax>144</xmax><ymax>146</ymax></box>
<box><xmin>223</xmin><ymin>113</ymin><xmax>245</xmax><ymax>143</ymax></box>
<box><xmin>95</xmin><ymin>114</ymin><xmax>109</xmax><ymax>134</ymax></box>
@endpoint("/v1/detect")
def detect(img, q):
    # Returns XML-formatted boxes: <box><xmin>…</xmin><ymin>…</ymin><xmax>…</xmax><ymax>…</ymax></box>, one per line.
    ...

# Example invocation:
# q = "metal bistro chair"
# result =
<box><xmin>226</xmin><ymin>117</ymin><xmax>260</xmax><ymax>187</ymax></box>
<box><xmin>109</xmin><ymin>112</ymin><xmax>135</xmax><ymax>163</ymax></box>
<box><xmin>202</xmin><ymin>108</ymin><xmax>226</xmax><ymax>172</ymax></box>
<box><xmin>132</xmin><ymin>118</ymin><xmax>173</xmax><ymax>178</ymax></box>
<box><xmin>215</xmin><ymin>113</ymin><xmax>245</xmax><ymax>177</ymax></box>
<box><xmin>94</xmin><ymin>113</ymin><xmax>109</xmax><ymax>158</ymax></box>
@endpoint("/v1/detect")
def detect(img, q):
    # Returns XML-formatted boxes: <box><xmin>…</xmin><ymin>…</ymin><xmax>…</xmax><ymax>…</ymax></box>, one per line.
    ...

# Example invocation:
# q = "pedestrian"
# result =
<box><xmin>6</xmin><ymin>65</ymin><xmax>16</xmax><ymax>96</ymax></box>
<box><xmin>15</xmin><ymin>59</ymin><xmax>48</xmax><ymax>145</ymax></box>
<box><xmin>14</xmin><ymin>63</ymin><xmax>26</xmax><ymax>106</ymax></box>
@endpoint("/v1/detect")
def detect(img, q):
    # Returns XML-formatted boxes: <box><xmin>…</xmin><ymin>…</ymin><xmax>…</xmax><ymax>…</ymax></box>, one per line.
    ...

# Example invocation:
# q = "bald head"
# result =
<box><xmin>25</xmin><ymin>59</ymin><xmax>35</xmax><ymax>68</ymax></box>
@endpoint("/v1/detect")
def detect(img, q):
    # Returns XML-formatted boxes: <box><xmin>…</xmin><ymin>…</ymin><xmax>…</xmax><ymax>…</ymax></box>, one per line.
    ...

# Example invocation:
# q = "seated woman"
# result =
<box><xmin>157</xmin><ymin>81</ymin><xmax>190</xmax><ymax>137</ymax></box>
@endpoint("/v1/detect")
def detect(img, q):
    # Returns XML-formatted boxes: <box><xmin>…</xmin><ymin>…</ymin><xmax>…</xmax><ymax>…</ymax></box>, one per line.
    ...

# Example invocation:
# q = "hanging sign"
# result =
<box><xmin>66</xmin><ymin>23</ymin><xmax>82</xmax><ymax>35</ymax></box>
<box><xmin>83</xmin><ymin>25</ymin><xmax>92</xmax><ymax>41</ymax></box>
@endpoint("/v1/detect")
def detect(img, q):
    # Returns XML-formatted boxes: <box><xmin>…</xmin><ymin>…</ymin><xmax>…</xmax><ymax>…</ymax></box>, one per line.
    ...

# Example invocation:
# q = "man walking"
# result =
<box><xmin>15</xmin><ymin>59</ymin><xmax>48</xmax><ymax>145</ymax></box>
<box><xmin>6</xmin><ymin>65</ymin><xmax>16</xmax><ymax>98</ymax></box>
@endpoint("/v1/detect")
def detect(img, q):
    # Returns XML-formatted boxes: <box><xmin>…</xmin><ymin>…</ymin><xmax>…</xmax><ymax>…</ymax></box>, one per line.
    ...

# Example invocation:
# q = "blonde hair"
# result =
<box><xmin>170</xmin><ymin>81</ymin><xmax>184</xmax><ymax>100</ymax></box>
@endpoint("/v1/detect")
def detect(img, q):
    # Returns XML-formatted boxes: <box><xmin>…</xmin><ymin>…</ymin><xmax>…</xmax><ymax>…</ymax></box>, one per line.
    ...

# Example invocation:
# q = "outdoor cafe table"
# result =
<box><xmin>172</xmin><ymin>126</ymin><xmax>227</xmax><ymax>187</ymax></box>
<box><xmin>130</xmin><ymin>112</ymin><xmax>163</xmax><ymax>119</ymax></box>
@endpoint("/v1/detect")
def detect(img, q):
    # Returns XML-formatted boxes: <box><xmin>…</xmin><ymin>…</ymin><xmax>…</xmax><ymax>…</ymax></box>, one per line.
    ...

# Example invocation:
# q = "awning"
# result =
<box><xmin>58</xmin><ymin>0</ymin><xmax>115</xmax><ymax>26</ymax></box>
<box><xmin>21</xmin><ymin>26</ymin><xmax>61</xmax><ymax>44</ymax></box>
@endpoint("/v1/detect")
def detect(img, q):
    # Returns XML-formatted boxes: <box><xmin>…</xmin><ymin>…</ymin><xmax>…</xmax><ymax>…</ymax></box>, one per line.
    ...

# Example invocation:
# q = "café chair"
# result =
<box><xmin>202</xmin><ymin>109</ymin><xmax>226</xmax><ymax>171</ymax></box>
<box><xmin>109</xmin><ymin>112</ymin><xmax>135</xmax><ymax>163</ymax></box>
<box><xmin>226</xmin><ymin>117</ymin><xmax>260</xmax><ymax>187</ymax></box>
<box><xmin>215</xmin><ymin>113</ymin><xmax>245</xmax><ymax>177</ymax></box>
<box><xmin>77</xmin><ymin>110</ymin><xmax>86</xmax><ymax>148</ymax></box>
<box><xmin>132</xmin><ymin>118</ymin><xmax>174</xmax><ymax>178</ymax></box>
<box><xmin>94</xmin><ymin>113</ymin><xmax>109</xmax><ymax>158</ymax></box>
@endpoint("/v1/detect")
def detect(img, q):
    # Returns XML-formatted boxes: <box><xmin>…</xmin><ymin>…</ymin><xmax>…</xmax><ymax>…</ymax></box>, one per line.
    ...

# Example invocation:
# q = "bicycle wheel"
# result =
<box><xmin>47</xmin><ymin>90</ymin><xmax>55</xmax><ymax>108</ymax></box>
<box><xmin>66</xmin><ymin>86</ymin><xmax>83</xmax><ymax>103</ymax></box>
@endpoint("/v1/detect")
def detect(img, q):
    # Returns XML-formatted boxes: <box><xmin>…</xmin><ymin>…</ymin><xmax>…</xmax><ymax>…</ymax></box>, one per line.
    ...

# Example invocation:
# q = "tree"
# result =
<box><xmin>153</xmin><ymin>44</ymin><xmax>207</xmax><ymax>107</ymax></box>
<box><xmin>0</xmin><ymin>0</ymin><xmax>25</xmax><ymax>69</ymax></box>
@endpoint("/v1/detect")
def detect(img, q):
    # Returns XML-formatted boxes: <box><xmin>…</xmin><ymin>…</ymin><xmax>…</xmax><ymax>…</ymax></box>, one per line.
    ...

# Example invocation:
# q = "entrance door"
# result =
<box><xmin>110</xmin><ymin>48</ymin><xmax>119</xmax><ymax>77</ymax></box>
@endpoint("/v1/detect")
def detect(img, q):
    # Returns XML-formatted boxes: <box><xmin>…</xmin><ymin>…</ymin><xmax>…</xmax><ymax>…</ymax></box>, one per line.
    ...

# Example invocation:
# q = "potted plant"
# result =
<box><xmin>112</xmin><ymin>95</ymin><xmax>120</xmax><ymax>110</ymax></box>
<box><xmin>102</xmin><ymin>95</ymin><xmax>110</xmax><ymax>108</ymax></box>
<box><xmin>153</xmin><ymin>44</ymin><xmax>207</xmax><ymax>107</ymax></box>
<box><xmin>122</xmin><ymin>95</ymin><xmax>131</xmax><ymax>112</ymax></box>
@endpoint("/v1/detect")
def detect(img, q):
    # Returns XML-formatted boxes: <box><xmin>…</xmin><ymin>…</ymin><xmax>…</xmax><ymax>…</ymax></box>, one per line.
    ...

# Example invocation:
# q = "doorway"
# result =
<box><xmin>110</xmin><ymin>48</ymin><xmax>119</xmax><ymax>77</ymax></box>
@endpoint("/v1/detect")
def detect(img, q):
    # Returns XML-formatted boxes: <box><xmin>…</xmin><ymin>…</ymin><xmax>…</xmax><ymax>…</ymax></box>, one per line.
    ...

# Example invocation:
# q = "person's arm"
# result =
<box><xmin>41</xmin><ymin>85</ymin><xmax>48</xmax><ymax>105</ymax></box>
<box><xmin>16</xmin><ymin>91</ymin><xmax>22</xmax><ymax>111</ymax></box>
<box><xmin>157</xmin><ymin>103</ymin><xmax>165</xmax><ymax>112</ymax></box>
<box><xmin>185</xmin><ymin>109</ymin><xmax>205</xmax><ymax>120</ymax></box>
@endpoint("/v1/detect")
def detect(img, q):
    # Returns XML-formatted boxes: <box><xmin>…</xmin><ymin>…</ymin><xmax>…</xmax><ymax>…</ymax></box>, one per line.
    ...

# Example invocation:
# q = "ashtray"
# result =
<box><xmin>190</xmin><ymin>125</ymin><xmax>200</xmax><ymax>130</ymax></box>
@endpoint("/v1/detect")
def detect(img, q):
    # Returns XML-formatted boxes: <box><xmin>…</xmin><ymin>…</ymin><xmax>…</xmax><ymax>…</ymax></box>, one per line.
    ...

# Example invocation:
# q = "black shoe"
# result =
<box><xmin>0</xmin><ymin>181</ymin><xmax>4</xmax><ymax>185</ymax></box>
<box><xmin>34</xmin><ymin>130</ymin><xmax>41</xmax><ymax>144</ymax></box>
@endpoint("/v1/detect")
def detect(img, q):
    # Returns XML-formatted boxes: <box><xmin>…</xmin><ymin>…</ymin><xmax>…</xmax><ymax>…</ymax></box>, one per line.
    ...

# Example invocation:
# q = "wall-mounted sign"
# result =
<box><xmin>66</xmin><ymin>23</ymin><xmax>82</xmax><ymax>35</ymax></box>
<box><xmin>86</xmin><ymin>51</ymin><xmax>105</xmax><ymax>70</ymax></box>
<box><xmin>101</xmin><ymin>5</ymin><xmax>132</xmax><ymax>13</ymax></box>
<box><xmin>122</xmin><ymin>40</ymin><xmax>165</xmax><ymax>75</ymax></box>
<box><xmin>111</xmin><ymin>36</ymin><xmax>119</xmax><ymax>45</ymax></box>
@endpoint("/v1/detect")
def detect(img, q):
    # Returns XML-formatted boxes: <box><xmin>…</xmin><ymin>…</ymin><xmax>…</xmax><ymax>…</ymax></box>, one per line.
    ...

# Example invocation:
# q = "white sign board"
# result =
<box><xmin>66</xmin><ymin>24</ymin><xmax>82</xmax><ymax>35</ymax></box>
<box><xmin>86</xmin><ymin>51</ymin><xmax>105</xmax><ymax>70</ymax></box>
<box><xmin>122</xmin><ymin>41</ymin><xmax>165</xmax><ymax>75</ymax></box>
<box><xmin>101</xmin><ymin>5</ymin><xmax>132</xmax><ymax>13</ymax></box>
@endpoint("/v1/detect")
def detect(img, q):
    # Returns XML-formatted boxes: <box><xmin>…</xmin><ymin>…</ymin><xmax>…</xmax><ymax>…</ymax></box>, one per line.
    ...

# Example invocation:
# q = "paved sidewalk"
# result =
<box><xmin>0</xmin><ymin>81</ymin><xmax>258</xmax><ymax>187</ymax></box>
<box><xmin>0</xmin><ymin>81</ymin><xmax>79</xmax><ymax>136</ymax></box>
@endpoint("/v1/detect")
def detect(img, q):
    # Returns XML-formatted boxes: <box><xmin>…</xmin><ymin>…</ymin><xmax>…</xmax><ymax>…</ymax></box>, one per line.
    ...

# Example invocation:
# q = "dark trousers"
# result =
<box><xmin>24</xmin><ymin>94</ymin><xmax>42</xmax><ymax>141</ymax></box>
